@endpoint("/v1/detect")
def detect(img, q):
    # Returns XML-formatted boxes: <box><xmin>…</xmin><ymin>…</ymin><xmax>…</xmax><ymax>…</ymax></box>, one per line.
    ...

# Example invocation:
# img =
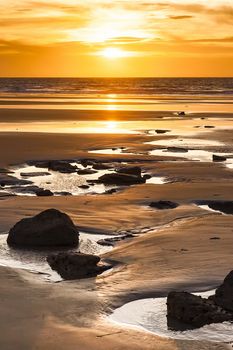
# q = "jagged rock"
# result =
<box><xmin>167</xmin><ymin>291</ymin><xmax>233</xmax><ymax>329</ymax></box>
<box><xmin>209</xmin><ymin>270</ymin><xmax>233</xmax><ymax>312</ymax></box>
<box><xmin>116</xmin><ymin>166</ymin><xmax>142</xmax><ymax>177</ymax></box>
<box><xmin>149</xmin><ymin>201</ymin><xmax>179</xmax><ymax>210</ymax></box>
<box><xmin>80</xmin><ymin>159</ymin><xmax>94</xmax><ymax>167</ymax></box>
<box><xmin>47</xmin><ymin>252</ymin><xmax>108</xmax><ymax>280</ymax></box>
<box><xmin>7</xmin><ymin>209</ymin><xmax>79</xmax><ymax>247</ymax></box>
<box><xmin>213</xmin><ymin>154</ymin><xmax>226</xmax><ymax>162</ymax></box>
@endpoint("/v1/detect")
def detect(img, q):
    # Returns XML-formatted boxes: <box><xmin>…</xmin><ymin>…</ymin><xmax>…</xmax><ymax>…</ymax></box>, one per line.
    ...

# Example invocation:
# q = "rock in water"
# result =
<box><xmin>167</xmin><ymin>291</ymin><xmax>233</xmax><ymax>329</ymax></box>
<box><xmin>47</xmin><ymin>252</ymin><xmax>108</xmax><ymax>280</ymax></box>
<box><xmin>210</xmin><ymin>270</ymin><xmax>233</xmax><ymax>312</ymax></box>
<box><xmin>98</xmin><ymin>172</ymin><xmax>145</xmax><ymax>185</ymax></box>
<box><xmin>116</xmin><ymin>166</ymin><xmax>142</xmax><ymax>177</ymax></box>
<box><xmin>7</xmin><ymin>209</ymin><xmax>79</xmax><ymax>247</ymax></box>
<box><xmin>207</xmin><ymin>201</ymin><xmax>233</xmax><ymax>215</ymax></box>
<box><xmin>36</xmin><ymin>189</ymin><xmax>54</xmax><ymax>196</ymax></box>
<box><xmin>149</xmin><ymin>201</ymin><xmax>179</xmax><ymax>210</ymax></box>
<box><xmin>213</xmin><ymin>154</ymin><xmax>227</xmax><ymax>162</ymax></box>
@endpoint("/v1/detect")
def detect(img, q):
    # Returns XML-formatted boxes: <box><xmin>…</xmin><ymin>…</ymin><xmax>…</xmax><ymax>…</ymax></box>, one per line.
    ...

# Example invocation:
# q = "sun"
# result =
<box><xmin>99</xmin><ymin>47</ymin><xmax>130</xmax><ymax>59</ymax></box>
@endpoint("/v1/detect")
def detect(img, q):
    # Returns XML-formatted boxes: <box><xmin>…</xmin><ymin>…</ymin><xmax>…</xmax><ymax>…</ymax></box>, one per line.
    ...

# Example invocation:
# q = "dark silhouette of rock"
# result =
<box><xmin>204</xmin><ymin>125</ymin><xmax>215</xmax><ymax>129</ymax></box>
<box><xmin>209</xmin><ymin>270</ymin><xmax>233</xmax><ymax>312</ymax></box>
<box><xmin>213</xmin><ymin>154</ymin><xmax>226</xmax><ymax>162</ymax></box>
<box><xmin>167</xmin><ymin>147</ymin><xmax>188</xmax><ymax>153</ymax></box>
<box><xmin>178</xmin><ymin>111</ymin><xmax>186</xmax><ymax>116</ymax></box>
<box><xmin>36</xmin><ymin>189</ymin><xmax>54</xmax><ymax>196</ymax></box>
<box><xmin>98</xmin><ymin>172</ymin><xmax>145</xmax><ymax>185</ymax></box>
<box><xmin>77</xmin><ymin>169</ymin><xmax>97</xmax><ymax>175</ymax></box>
<box><xmin>92</xmin><ymin>163</ymin><xmax>112</xmax><ymax>170</ymax></box>
<box><xmin>78</xmin><ymin>185</ymin><xmax>90</xmax><ymax>189</ymax></box>
<box><xmin>143</xmin><ymin>174</ymin><xmax>152</xmax><ymax>180</ymax></box>
<box><xmin>116</xmin><ymin>166</ymin><xmax>142</xmax><ymax>177</ymax></box>
<box><xmin>7</xmin><ymin>209</ymin><xmax>79</xmax><ymax>248</ymax></box>
<box><xmin>155</xmin><ymin>129</ymin><xmax>170</xmax><ymax>134</ymax></box>
<box><xmin>54</xmin><ymin>191</ymin><xmax>72</xmax><ymax>196</ymax></box>
<box><xmin>80</xmin><ymin>159</ymin><xmax>94</xmax><ymax>167</ymax></box>
<box><xmin>167</xmin><ymin>291</ymin><xmax>233</xmax><ymax>329</ymax></box>
<box><xmin>97</xmin><ymin>233</ymin><xmax>135</xmax><ymax>247</ymax></box>
<box><xmin>149</xmin><ymin>201</ymin><xmax>179</xmax><ymax>210</ymax></box>
<box><xmin>20</xmin><ymin>172</ymin><xmax>51</xmax><ymax>177</ymax></box>
<box><xmin>48</xmin><ymin>161</ymin><xmax>77</xmax><ymax>173</ymax></box>
<box><xmin>47</xmin><ymin>252</ymin><xmax>109</xmax><ymax>280</ymax></box>
<box><xmin>208</xmin><ymin>201</ymin><xmax>233</xmax><ymax>215</ymax></box>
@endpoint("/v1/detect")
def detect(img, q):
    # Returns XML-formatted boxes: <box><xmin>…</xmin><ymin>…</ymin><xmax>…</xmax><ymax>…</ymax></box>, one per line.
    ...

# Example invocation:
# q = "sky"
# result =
<box><xmin>0</xmin><ymin>0</ymin><xmax>233</xmax><ymax>77</ymax></box>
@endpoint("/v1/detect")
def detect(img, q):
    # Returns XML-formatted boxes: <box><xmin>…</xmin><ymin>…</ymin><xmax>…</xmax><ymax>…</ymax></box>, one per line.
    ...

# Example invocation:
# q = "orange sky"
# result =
<box><xmin>0</xmin><ymin>0</ymin><xmax>233</xmax><ymax>77</ymax></box>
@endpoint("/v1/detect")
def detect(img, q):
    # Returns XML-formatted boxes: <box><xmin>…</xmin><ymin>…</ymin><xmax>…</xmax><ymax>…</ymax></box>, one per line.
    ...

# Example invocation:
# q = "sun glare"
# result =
<box><xmin>100</xmin><ymin>47</ymin><xmax>130</xmax><ymax>59</ymax></box>
<box><xmin>105</xmin><ymin>121</ymin><xmax>118</xmax><ymax>130</ymax></box>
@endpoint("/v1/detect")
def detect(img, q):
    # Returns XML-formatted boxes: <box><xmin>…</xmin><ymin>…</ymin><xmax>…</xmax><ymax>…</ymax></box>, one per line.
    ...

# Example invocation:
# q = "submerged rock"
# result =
<box><xmin>7</xmin><ymin>209</ymin><xmax>79</xmax><ymax>247</ymax></box>
<box><xmin>77</xmin><ymin>169</ymin><xmax>97</xmax><ymax>175</ymax></box>
<box><xmin>149</xmin><ymin>201</ymin><xmax>179</xmax><ymax>210</ymax></box>
<box><xmin>155</xmin><ymin>129</ymin><xmax>170</xmax><ymax>134</ymax></box>
<box><xmin>92</xmin><ymin>163</ymin><xmax>113</xmax><ymax>170</ymax></box>
<box><xmin>47</xmin><ymin>252</ymin><xmax>109</xmax><ymax>280</ymax></box>
<box><xmin>210</xmin><ymin>270</ymin><xmax>233</xmax><ymax>312</ymax></box>
<box><xmin>196</xmin><ymin>200</ymin><xmax>233</xmax><ymax>215</ymax></box>
<box><xmin>167</xmin><ymin>291</ymin><xmax>233</xmax><ymax>329</ymax></box>
<box><xmin>48</xmin><ymin>161</ymin><xmax>77</xmax><ymax>173</ymax></box>
<box><xmin>97</xmin><ymin>233</ymin><xmax>135</xmax><ymax>247</ymax></box>
<box><xmin>178</xmin><ymin>111</ymin><xmax>186</xmax><ymax>116</ymax></box>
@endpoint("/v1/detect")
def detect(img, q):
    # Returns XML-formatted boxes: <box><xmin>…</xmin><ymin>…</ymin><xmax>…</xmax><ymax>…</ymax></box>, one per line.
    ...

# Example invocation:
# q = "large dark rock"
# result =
<box><xmin>77</xmin><ymin>169</ymin><xmax>97</xmax><ymax>175</ymax></box>
<box><xmin>149</xmin><ymin>201</ymin><xmax>179</xmax><ymax>210</ymax></box>
<box><xmin>47</xmin><ymin>252</ymin><xmax>108</xmax><ymax>280</ymax></box>
<box><xmin>167</xmin><ymin>291</ymin><xmax>233</xmax><ymax>329</ymax></box>
<box><xmin>98</xmin><ymin>172</ymin><xmax>145</xmax><ymax>185</ymax></box>
<box><xmin>210</xmin><ymin>270</ymin><xmax>233</xmax><ymax>312</ymax></box>
<box><xmin>116</xmin><ymin>166</ymin><xmax>142</xmax><ymax>177</ymax></box>
<box><xmin>7</xmin><ymin>209</ymin><xmax>79</xmax><ymax>247</ymax></box>
<box><xmin>92</xmin><ymin>163</ymin><xmax>112</xmax><ymax>170</ymax></box>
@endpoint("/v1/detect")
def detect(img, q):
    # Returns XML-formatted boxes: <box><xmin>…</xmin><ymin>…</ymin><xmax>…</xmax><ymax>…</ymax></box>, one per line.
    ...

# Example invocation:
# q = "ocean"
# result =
<box><xmin>0</xmin><ymin>77</ymin><xmax>232</xmax><ymax>96</ymax></box>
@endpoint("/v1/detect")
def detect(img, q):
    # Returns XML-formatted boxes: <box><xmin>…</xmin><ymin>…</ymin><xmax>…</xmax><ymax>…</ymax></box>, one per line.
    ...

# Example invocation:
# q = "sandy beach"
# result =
<box><xmin>0</xmin><ymin>98</ymin><xmax>232</xmax><ymax>350</ymax></box>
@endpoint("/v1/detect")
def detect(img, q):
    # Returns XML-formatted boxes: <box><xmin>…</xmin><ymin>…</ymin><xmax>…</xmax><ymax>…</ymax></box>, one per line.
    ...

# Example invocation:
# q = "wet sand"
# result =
<box><xmin>0</xmin><ymin>108</ymin><xmax>232</xmax><ymax>349</ymax></box>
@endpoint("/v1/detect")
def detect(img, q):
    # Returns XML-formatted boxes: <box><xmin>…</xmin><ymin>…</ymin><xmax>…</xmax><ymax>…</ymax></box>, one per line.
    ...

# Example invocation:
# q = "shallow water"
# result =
<box><xmin>0</xmin><ymin>232</ymin><xmax>114</xmax><ymax>281</ymax></box>
<box><xmin>6</xmin><ymin>164</ymin><xmax>116</xmax><ymax>196</ymax></box>
<box><xmin>109</xmin><ymin>290</ymin><xmax>233</xmax><ymax>342</ymax></box>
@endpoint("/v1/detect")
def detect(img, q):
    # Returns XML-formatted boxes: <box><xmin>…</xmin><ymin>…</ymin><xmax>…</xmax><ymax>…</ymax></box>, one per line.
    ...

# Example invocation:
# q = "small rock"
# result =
<box><xmin>213</xmin><ymin>154</ymin><xmax>226</xmax><ymax>162</ymax></box>
<box><xmin>149</xmin><ymin>201</ymin><xmax>179</xmax><ymax>210</ymax></box>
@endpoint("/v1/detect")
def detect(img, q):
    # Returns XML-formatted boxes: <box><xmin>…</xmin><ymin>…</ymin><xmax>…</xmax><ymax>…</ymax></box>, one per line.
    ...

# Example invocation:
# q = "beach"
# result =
<box><xmin>0</xmin><ymin>81</ymin><xmax>233</xmax><ymax>350</ymax></box>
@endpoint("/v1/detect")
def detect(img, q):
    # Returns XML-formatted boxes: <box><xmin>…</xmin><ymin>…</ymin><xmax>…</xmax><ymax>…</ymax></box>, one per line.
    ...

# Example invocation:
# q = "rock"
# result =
<box><xmin>20</xmin><ymin>172</ymin><xmax>51</xmax><ymax>177</ymax></box>
<box><xmin>213</xmin><ymin>154</ymin><xmax>226</xmax><ymax>162</ymax></box>
<box><xmin>92</xmin><ymin>163</ymin><xmax>112</xmax><ymax>170</ymax></box>
<box><xmin>167</xmin><ymin>291</ymin><xmax>233</xmax><ymax>329</ymax></box>
<box><xmin>208</xmin><ymin>201</ymin><xmax>233</xmax><ymax>215</ymax></box>
<box><xmin>97</xmin><ymin>233</ymin><xmax>135</xmax><ymax>247</ymax></box>
<box><xmin>48</xmin><ymin>161</ymin><xmax>77</xmax><ymax>173</ymax></box>
<box><xmin>36</xmin><ymin>189</ymin><xmax>54</xmax><ymax>196</ymax></box>
<box><xmin>0</xmin><ymin>174</ymin><xmax>32</xmax><ymax>187</ymax></box>
<box><xmin>77</xmin><ymin>169</ymin><xmax>97</xmax><ymax>175</ymax></box>
<box><xmin>80</xmin><ymin>159</ymin><xmax>94</xmax><ymax>167</ymax></box>
<box><xmin>98</xmin><ymin>172</ymin><xmax>145</xmax><ymax>186</ymax></box>
<box><xmin>210</xmin><ymin>270</ymin><xmax>233</xmax><ymax>312</ymax></box>
<box><xmin>167</xmin><ymin>147</ymin><xmax>188</xmax><ymax>153</ymax></box>
<box><xmin>105</xmin><ymin>188</ymin><xmax>118</xmax><ymax>194</ymax></box>
<box><xmin>178</xmin><ymin>111</ymin><xmax>186</xmax><ymax>116</ymax></box>
<box><xmin>204</xmin><ymin>125</ymin><xmax>215</xmax><ymax>129</ymax></box>
<box><xmin>210</xmin><ymin>236</ymin><xmax>220</xmax><ymax>240</ymax></box>
<box><xmin>143</xmin><ymin>174</ymin><xmax>152</xmax><ymax>180</ymax></box>
<box><xmin>149</xmin><ymin>201</ymin><xmax>179</xmax><ymax>210</ymax></box>
<box><xmin>47</xmin><ymin>252</ymin><xmax>108</xmax><ymax>280</ymax></box>
<box><xmin>54</xmin><ymin>191</ymin><xmax>72</xmax><ymax>196</ymax></box>
<box><xmin>155</xmin><ymin>129</ymin><xmax>170</xmax><ymax>134</ymax></box>
<box><xmin>116</xmin><ymin>166</ymin><xmax>142</xmax><ymax>177</ymax></box>
<box><xmin>78</xmin><ymin>185</ymin><xmax>89</xmax><ymax>189</ymax></box>
<box><xmin>7</xmin><ymin>209</ymin><xmax>79</xmax><ymax>248</ymax></box>
<box><xmin>28</xmin><ymin>160</ymin><xmax>50</xmax><ymax>168</ymax></box>
<box><xmin>7</xmin><ymin>185</ymin><xmax>41</xmax><ymax>194</ymax></box>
